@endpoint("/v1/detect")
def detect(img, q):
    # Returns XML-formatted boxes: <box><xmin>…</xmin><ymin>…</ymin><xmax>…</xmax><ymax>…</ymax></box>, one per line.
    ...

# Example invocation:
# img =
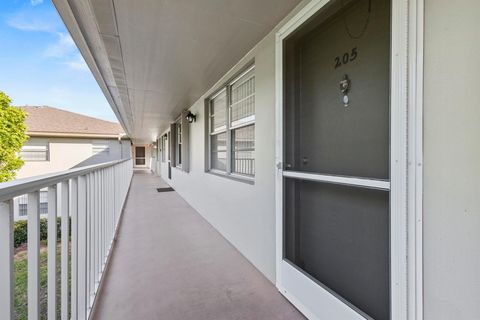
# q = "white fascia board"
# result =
<box><xmin>51</xmin><ymin>0</ymin><xmax>132</xmax><ymax>137</ymax></box>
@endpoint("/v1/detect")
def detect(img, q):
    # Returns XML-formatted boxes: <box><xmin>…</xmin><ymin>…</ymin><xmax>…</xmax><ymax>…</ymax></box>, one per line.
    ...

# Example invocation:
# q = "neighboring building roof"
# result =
<box><xmin>20</xmin><ymin>106</ymin><xmax>126</xmax><ymax>138</ymax></box>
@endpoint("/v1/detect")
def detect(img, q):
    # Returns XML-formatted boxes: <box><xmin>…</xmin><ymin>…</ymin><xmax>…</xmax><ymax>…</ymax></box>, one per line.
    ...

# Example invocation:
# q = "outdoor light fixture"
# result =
<box><xmin>186</xmin><ymin>111</ymin><xmax>196</xmax><ymax>123</ymax></box>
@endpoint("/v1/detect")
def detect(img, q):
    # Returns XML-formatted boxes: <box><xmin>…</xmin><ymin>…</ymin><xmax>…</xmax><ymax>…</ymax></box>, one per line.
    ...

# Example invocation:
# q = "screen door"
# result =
<box><xmin>280</xmin><ymin>0</ymin><xmax>391</xmax><ymax>319</ymax></box>
<box><xmin>135</xmin><ymin>146</ymin><xmax>146</xmax><ymax>166</ymax></box>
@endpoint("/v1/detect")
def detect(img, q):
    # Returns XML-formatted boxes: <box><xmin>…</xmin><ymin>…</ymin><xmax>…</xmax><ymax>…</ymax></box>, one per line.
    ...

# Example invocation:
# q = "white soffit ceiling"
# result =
<box><xmin>53</xmin><ymin>0</ymin><xmax>302</xmax><ymax>143</ymax></box>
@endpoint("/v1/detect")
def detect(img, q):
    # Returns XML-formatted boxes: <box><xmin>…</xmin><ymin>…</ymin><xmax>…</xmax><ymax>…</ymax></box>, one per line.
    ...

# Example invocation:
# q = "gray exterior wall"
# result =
<box><xmin>424</xmin><ymin>0</ymin><xmax>480</xmax><ymax>319</ymax></box>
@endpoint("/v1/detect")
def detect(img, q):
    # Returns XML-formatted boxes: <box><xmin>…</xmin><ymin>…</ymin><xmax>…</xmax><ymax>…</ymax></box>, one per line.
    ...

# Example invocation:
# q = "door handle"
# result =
<box><xmin>277</xmin><ymin>162</ymin><xmax>292</xmax><ymax>170</ymax></box>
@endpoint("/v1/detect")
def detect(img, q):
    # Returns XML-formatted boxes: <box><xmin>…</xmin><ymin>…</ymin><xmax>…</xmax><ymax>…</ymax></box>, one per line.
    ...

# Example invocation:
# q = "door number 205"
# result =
<box><xmin>334</xmin><ymin>47</ymin><xmax>358</xmax><ymax>69</ymax></box>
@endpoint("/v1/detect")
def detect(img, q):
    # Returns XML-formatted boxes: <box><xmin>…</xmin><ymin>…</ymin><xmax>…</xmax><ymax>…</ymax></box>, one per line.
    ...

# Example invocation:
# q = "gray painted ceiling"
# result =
<box><xmin>56</xmin><ymin>0</ymin><xmax>302</xmax><ymax>143</ymax></box>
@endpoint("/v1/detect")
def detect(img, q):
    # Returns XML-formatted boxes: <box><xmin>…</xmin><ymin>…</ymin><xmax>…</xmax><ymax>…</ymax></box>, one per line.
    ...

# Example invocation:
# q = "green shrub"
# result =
<box><xmin>13</xmin><ymin>220</ymin><xmax>27</xmax><ymax>248</ymax></box>
<box><xmin>14</xmin><ymin>217</ymin><xmax>71</xmax><ymax>248</ymax></box>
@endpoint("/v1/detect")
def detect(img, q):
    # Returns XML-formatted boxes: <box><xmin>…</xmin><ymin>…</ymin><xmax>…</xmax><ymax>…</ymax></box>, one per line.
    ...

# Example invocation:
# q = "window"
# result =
<box><xmin>20</xmin><ymin>142</ymin><xmax>49</xmax><ymax>161</ymax></box>
<box><xmin>176</xmin><ymin>121</ymin><xmax>182</xmax><ymax>167</ymax></box>
<box><xmin>207</xmin><ymin>65</ymin><xmax>255</xmax><ymax>178</ymax></box>
<box><xmin>18</xmin><ymin>190</ymin><xmax>48</xmax><ymax>216</ymax></box>
<box><xmin>161</xmin><ymin>136</ymin><xmax>166</xmax><ymax>162</ymax></box>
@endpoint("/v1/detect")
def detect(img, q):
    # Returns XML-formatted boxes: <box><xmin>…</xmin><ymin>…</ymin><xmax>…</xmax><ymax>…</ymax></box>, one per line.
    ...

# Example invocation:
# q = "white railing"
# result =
<box><xmin>0</xmin><ymin>158</ymin><xmax>133</xmax><ymax>320</ymax></box>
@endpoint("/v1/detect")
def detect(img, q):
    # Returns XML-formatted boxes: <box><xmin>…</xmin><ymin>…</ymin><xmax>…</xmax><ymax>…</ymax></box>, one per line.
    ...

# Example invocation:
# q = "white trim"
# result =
<box><xmin>230</xmin><ymin>116</ymin><xmax>255</xmax><ymax>129</ymax></box>
<box><xmin>229</xmin><ymin>64</ymin><xmax>255</xmax><ymax>86</ymax></box>
<box><xmin>274</xmin><ymin>24</ymin><xmax>284</xmax><ymax>290</ymax></box>
<box><xmin>407</xmin><ymin>0</ymin><xmax>424</xmax><ymax>319</ymax></box>
<box><xmin>282</xmin><ymin>171</ymin><xmax>390</xmax><ymax>190</ymax></box>
<box><xmin>275</xmin><ymin>0</ymin><xmax>422</xmax><ymax>319</ymax></box>
<box><xmin>390</xmin><ymin>0</ymin><xmax>409</xmax><ymax>318</ymax></box>
<box><xmin>210</xmin><ymin>87</ymin><xmax>227</xmax><ymax>100</ymax></box>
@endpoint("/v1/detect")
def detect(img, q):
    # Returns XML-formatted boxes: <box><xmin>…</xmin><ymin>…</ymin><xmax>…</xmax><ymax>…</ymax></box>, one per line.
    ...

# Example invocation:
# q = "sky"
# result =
<box><xmin>0</xmin><ymin>0</ymin><xmax>117</xmax><ymax>122</ymax></box>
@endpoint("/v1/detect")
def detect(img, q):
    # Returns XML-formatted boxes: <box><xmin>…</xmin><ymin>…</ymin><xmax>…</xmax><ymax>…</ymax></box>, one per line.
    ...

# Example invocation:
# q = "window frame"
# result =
<box><xmin>161</xmin><ymin>135</ymin><xmax>167</xmax><ymax>163</ymax></box>
<box><xmin>20</xmin><ymin>142</ymin><xmax>50</xmax><ymax>162</ymax></box>
<box><xmin>206</xmin><ymin>63</ymin><xmax>255</xmax><ymax>183</ymax></box>
<box><xmin>175</xmin><ymin>118</ymin><xmax>182</xmax><ymax>168</ymax></box>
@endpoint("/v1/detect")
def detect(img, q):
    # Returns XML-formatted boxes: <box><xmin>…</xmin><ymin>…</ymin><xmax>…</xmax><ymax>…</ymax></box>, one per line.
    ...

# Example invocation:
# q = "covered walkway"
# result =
<box><xmin>91</xmin><ymin>171</ymin><xmax>304</xmax><ymax>320</ymax></box>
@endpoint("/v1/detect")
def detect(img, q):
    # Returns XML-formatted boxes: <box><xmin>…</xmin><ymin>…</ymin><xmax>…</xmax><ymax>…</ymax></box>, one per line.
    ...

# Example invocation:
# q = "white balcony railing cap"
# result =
<box><xmin>0</xmin><ymin>158</ymin><xmax>131</xmax><ymax>202</ymax></box>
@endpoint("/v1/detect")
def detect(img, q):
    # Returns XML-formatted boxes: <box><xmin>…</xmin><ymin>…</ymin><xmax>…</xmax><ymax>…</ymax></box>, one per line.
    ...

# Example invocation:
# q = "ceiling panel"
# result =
<box><xmin>62</xmin><ymin>0</ymin><xmax>302</xmax><ymax>142</ymax></box>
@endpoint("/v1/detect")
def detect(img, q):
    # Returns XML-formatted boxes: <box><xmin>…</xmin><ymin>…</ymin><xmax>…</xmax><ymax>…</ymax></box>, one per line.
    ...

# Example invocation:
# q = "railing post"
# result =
<box><xmin>47</xmin><ymin>186</ymin><xmax>57</xmax><ymax>320</ymax></box>
<box><xmin>28</xmin><ymin>191</ymin><xmax>40</xmax><ymax>320</ymax></box>
<box><xmin>59</xmin><ymin>181</ymin><xmax>69</xmax><ymax>320</ymax></box>
<box><xmin>0</xmin><ymin>200</ymin><xmax>14</xmax><ymax>320</ymax></box>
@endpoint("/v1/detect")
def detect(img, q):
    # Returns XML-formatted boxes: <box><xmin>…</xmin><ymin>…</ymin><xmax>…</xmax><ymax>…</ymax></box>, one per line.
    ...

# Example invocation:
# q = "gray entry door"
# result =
<box><xmin>281</xmin><ymin>0</ymin><xmax>391</xmax><ymax>319</ymax></box>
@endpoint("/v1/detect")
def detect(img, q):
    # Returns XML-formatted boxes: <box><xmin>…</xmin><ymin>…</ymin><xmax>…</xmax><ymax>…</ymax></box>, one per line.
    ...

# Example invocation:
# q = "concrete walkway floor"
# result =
<box><xmin>91</xmin><ymin>171</ymin><xmax>305</xmax><ymax>320</ymax></box>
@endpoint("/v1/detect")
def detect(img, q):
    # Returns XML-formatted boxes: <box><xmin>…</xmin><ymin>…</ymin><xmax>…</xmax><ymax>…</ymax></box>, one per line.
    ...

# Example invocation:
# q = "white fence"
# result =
<box><xmin>0</xmin><ymin>158</ymin><xmax>133</xmax><ymax>320</ymax></box>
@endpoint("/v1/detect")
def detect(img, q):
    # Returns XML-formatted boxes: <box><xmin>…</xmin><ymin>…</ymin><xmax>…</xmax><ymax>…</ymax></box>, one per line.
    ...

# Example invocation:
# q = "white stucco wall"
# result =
<box><xmin>423</xmin><ymin>1</ymin><xmax>480</xmax><ymax>319</ymax></box>
<box><xmin>17</xmin><ymin>136</ymin><xmax>131</xmax><ymax>179</ymax></box>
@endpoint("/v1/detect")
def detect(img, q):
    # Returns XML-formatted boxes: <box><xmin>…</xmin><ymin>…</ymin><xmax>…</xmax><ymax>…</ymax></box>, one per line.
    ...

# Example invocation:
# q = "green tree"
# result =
<box><xmin>0</xmin><ymin>91</ymin><xmax>28</xmax><ymax>182</ymax></box>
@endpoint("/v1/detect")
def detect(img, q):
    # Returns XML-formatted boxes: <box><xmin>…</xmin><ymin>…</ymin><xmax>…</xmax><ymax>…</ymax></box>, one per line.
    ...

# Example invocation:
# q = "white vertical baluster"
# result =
<box><xmin>0</xmin><ymin>200</ymin><xmax>14</xmax><ymax>320</ymax></box>
<box><xmin>98</xmin><ymin>170</ymin><xmax>102</xmax><ymax>272</ymax></box>
<box><xmin>70</xmin><ymin>178</ymin><xmax>78</xmax><ymax>320</ymax></box>
<box><xmin>102</xmin><ymin>168</ymin><xmax>110</xmax><ymax>262</ymax></box>
<box><xmin>77</xmin><ymin>176</ymin><xmax>87</xmax><ymax>319</ymax></box>
<box><xmin>47</xmin><ymin>186</ymin><xmax>57</xmax><ymax>320</ymax></box>
<box><xmin>94</xmin><ymin>171</ymin><xmax>98</xmax><ymax>290</ymax></box>
<box><xmin>92</xmin><ymin>171</ymin><xmax>96</xmax><ymax>293</ymax></box>
<box><xmin>86</xmin><ymin>173</ymin><xmax>91</xmax><ymax>309</ymax></box>
<box><xmin>28</xmin><ymin>191</ymin><xmax>40</xmax><ymax>320</ymax></box>
<box><xmin>104</xmin><ymin>169</ymin><xmax>107</xmax><ymax>259</ymax></box>
<box><xmin>104</xmin><ymin>169</ymin><xmax>107</xmax><ymax>263</ymax></box>
<box><xmin>107</xmin><ymin>168</ymin><xmax>111</xmax><ymax>248</ymax></box>
<box><xmin>108</xmin><ymin>168</ymin><xmax>112</xmax><ymax>246</ymax></box>
<box><xmin>100</xmin><ymin>169</ymin><xmax>103</xmax><ymax>270</ymax></box>
<box><xmin>59</xmin><ymin>181</ymin><xmax>69</xmax><ymax>320</ymax></box>
<box><xmin>103</xmin><ymin>169</ymin><xmax>107</xmax><ymax>259</ymax></box>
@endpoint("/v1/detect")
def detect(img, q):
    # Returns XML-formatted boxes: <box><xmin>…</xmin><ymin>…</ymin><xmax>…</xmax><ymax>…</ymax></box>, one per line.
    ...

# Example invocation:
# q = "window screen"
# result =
<box><xmin>210</xmin><ymin>90</ymin><xmax>227</xmax><ymax>133</ymax></box>
<box><xmin>210</xmin><ymin>132</ymin><xmax>227</xmax><ymax>171</ymax></box>
<box><xmin>232</xmin><ymin>125</ymin><xmax>255</xmax><ymax>176</ymax></box>
<box><xmin>230</xmin><ymin>67</ymin><xmax>255</xmax><ymax>127</ymax></box>
<box><xmin>284</xmin><ymin>178</ymin><xmax>390</xmax><ymax>320</ymax></box>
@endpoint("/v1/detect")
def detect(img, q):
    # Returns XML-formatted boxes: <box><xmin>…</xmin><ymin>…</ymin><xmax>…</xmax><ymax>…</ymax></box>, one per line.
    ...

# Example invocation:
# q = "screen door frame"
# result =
<box><xmin>274</xmin><ymin>0</ymin><xmax>423</xmax><ymax>319</ymax></box>
<box><xmin>134</xmin><ymin>146</ymin><xmax>147</xmax><ymax>167</ymax></box>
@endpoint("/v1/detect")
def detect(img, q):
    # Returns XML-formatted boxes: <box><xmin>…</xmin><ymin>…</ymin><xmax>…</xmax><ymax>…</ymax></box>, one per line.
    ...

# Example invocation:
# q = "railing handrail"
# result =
<box><xmin>0</xmin><ymin>158</ymin><xmax>131</xmax><ymax>202</ymax></box>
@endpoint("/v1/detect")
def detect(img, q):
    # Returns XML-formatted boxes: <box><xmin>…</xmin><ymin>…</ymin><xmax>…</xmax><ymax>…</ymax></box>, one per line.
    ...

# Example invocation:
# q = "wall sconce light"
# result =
<box><xmin>186</xmin><ymin>111</ymin><xmax>196</xmax><ymax>123</ymax></box>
